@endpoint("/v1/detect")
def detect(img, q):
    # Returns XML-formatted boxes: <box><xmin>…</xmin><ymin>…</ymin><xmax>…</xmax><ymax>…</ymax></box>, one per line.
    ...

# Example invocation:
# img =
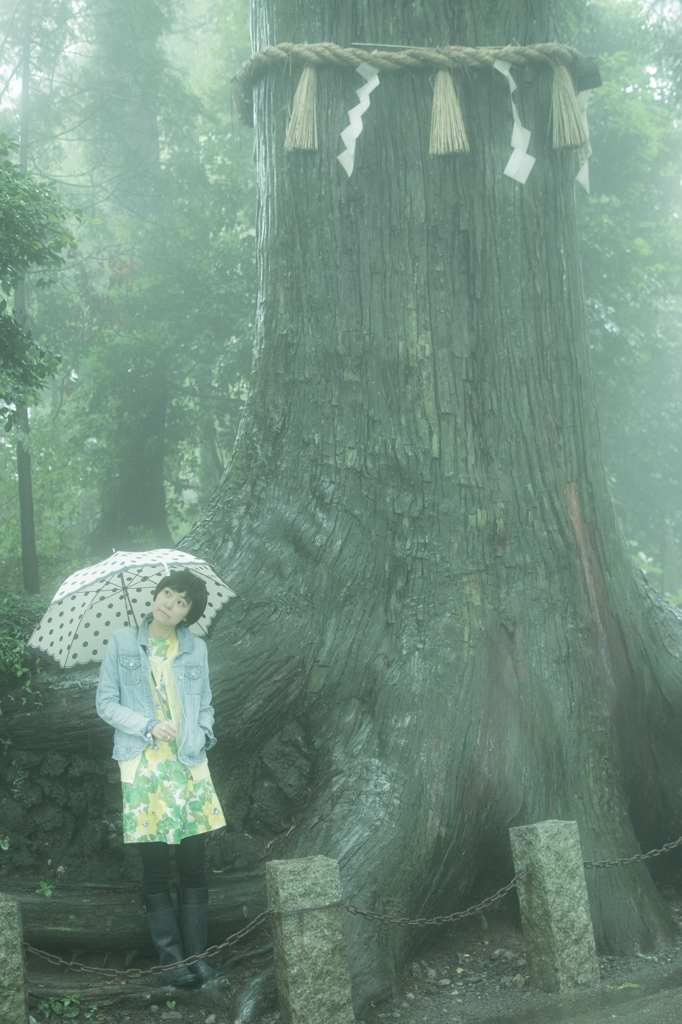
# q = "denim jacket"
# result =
<box><xmin>96</xmin><ymin>615</ymin><xmax>217</xmax><ymax>766</ymax></box>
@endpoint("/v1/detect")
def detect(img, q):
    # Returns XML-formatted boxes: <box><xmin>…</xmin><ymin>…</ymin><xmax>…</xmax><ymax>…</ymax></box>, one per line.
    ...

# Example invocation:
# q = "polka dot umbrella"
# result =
<box><xmin>28</xmin><ymin>549</ymin><xmax>240</xmax><ymax>670</ymax></box>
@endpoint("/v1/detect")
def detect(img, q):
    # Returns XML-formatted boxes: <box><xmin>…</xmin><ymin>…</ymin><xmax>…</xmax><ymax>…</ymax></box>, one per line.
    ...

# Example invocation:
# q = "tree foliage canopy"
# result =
<box><xmin>0</xmin><ymin>133</ymin><xmax>76</xmax><ymax>417</ymax></box>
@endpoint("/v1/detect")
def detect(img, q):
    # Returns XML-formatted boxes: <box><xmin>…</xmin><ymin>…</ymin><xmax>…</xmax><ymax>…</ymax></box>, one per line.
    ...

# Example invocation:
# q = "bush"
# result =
<box><xmin>0</xmin><ymin>591</ymin><xmax>48</xmax><ymax>697</ymax></box>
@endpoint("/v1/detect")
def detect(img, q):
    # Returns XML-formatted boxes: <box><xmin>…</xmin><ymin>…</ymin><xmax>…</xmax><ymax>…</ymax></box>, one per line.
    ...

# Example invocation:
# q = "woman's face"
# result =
<box><xmin>152</xmin><ymin>587</ymin><xmax>192</xmax><ymax>629</ymax></box>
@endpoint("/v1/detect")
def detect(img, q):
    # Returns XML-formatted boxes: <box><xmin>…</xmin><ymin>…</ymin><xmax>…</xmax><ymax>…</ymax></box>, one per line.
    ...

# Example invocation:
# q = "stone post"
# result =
<box><xmin>0</xmin><ymin>895</ymin><xmax>30</xmax><ymax>1024</ymax></box>
<box><xmin>266</xmin><ymin>855</ymin><xmax>355</xmax><ymax>1024</ymax></box>
<box><xmin>509</xmin><ymin>819</ymin><xmax>600</xmax><ymax>992</ymax></box>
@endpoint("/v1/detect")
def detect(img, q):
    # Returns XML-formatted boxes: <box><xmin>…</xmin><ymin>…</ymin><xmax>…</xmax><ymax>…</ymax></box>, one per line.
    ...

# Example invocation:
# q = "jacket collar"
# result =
<box><xmin>137</xmin><ymin>613</ymin><xmax>194</xmax><ymax>654</ymax></box>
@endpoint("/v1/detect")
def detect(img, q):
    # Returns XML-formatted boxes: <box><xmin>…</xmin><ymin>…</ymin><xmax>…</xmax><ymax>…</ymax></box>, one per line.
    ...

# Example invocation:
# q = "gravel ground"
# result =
<box><xmin>28</xmin><ymin>877</ymin><xmax>682</xmax><ymax>1024</ymax></box>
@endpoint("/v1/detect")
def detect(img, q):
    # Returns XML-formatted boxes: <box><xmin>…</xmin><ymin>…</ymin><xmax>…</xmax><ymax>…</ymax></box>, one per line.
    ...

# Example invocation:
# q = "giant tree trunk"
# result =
<box><xmin>5</xmin><ymin>0</ymin><xmax>682</xmax><ymax>1013</ymax></box>
<box><xmin>188</xmin><ymin>0</ymin><xmax>682</xmax><ymax>1007</ymax></box>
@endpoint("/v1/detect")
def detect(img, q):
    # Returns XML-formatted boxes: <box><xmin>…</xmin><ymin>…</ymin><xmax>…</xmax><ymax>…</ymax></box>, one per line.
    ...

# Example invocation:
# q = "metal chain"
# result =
<box><xmin>26</xmin><ymin>837</ymin><xmax>682</xmax><ymax>983</ymax></box>
<box><xmin>24</xmin><ymin>910</ymin><xmax>273</xmax><ymax>978</ymax></box>
<box><xmin>22</xmin><ymin>880</ymin><xmax>524</xmax><ymax>978</ymax></box>
<box><xmin>344</xmin><ymin>872</ymin><xmax>526</xmax><ymax>928</ymax></box>
<box><xmin>583</xmin><ymin>833</ymin><xmax>682</xmax><ymax>869</ymax></box>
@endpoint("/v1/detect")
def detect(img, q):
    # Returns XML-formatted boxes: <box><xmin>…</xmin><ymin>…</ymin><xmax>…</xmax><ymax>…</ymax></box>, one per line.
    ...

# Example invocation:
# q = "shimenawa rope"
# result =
<box><xmin>232</xmin><ymin>41</ymin><xmax>596</xmax><ymax>154</ymax></box>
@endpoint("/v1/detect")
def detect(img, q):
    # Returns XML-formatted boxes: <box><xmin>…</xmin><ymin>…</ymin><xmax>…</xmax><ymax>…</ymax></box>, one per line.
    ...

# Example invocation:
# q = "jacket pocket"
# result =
<box><xmin>184</xmin><ymin>666</ymin><xmax>203</xmax><ymax>693</ymax></box>
<box><xmin>118</xmin><ymin>654</ymin><xmax>142</xmax><ymax>685</ymax></box>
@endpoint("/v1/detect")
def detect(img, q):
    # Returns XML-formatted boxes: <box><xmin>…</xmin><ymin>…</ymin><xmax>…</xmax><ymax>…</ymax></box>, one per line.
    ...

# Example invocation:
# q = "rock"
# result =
<box><xmin>205</xmin><ymin>1016</ymin><xmax>216</xmax><ymax>1024</ymax></box>
<box><xmin>161</xmin><ymin>1014</ymin><xmax>182</xmax><ymax>1021</ymax></box>
<box><xmin>406</xmin><ymin>992</ymin><xmax>415</xmax><ymax>1000</ymax></box>
<box><xmin>427</xmin><ymin>968</ymin><xmax>437</xmax><ymax>981</ymax></box>
<box><xmin>267</xmin><ymin>856</ymin><xmax>354</xmax><ymax>1024</ymax></box>
<box><xmin>410</xmin><ymin>961</ymin><xmax>421</xmax><ymax>978</ymax></box>
<box><xmin>0</xmin><ymin>895</ymin><xmax>29</xmax><ymax>1024</ymax></box>
<box><xmin>511</xmin><ymin>974</ymin><xmax>526</xmax><ymax>988</ymax></box>
<box><xmin>509</xmin><ymin>819</ymin><xmax>600</xmax><ymax>993</ymax></box>
<box><xmin>438</xmin><ymin>978</ymin><xmax>452</xmax><ymax>986</ymax></box>
<box><xmin>491</xmin><ymin>948</ymin><xmax>505</xmax><ymax>959</ymax></box>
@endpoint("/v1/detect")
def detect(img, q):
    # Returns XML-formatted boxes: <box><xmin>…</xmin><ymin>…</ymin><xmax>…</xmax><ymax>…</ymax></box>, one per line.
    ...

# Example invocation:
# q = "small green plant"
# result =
<box><xmin>36</xmin><ymin>879</ymin><xmax>55</xmax><ymax>898</ymax></box>
<box><xmin>0</xmin><ymin>591</ymin><xmax>49</xmax><ymax>716</ymax></box>
<box><xmin>632</xmin><ymin>550</ymin><xmax>663</xmax><ymax>577</ymax></box>
<box><xmin>0</xmin><ymin>834</ymin><xmax>9</xmax><ymax>850</ymax></box>
<box><xmin>37</xmin><ymin>994</ymin><xmax>81</xmax><ymax>1018</ymax></box>
<box><xmin>83</xmin><ymin>1005</ymin><xmax>98</xmax><ymax>1019</ymax></box>
<box><xmin>166</xmin><ymin>999</ymin><xmax>176</xmax><ymax>1009</ymax></box>
<box><xmin>10</xmin><ymin>761</ymin><xmax>28</xmax><ymax>799</ymax></box>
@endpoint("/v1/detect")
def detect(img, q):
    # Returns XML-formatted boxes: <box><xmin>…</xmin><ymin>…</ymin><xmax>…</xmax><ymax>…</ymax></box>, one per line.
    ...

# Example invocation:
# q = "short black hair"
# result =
<box><xmin>153</xmin><ymin>569</ymin><xmax>208</xmax><ymax>626</ymax></box>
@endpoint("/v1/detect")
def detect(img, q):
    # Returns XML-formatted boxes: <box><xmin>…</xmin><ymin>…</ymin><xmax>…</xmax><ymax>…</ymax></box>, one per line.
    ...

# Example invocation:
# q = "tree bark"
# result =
<box><xmin>187</xmin><ymin>0</ymin><xmax>682</xmax><ymax>1007</ymax></box>
<box><xmin>86</xmin><ymin>0</ymin><xmax>172</xmax><ymax>553</ymax></box>
<box><xmin>5</xmin><ymin>0</ymin><xmax>682</xmax><ymax>1013</ymax></box>
<box><xmin>14</xmin><ymin>1</ymin><xmax>39</xmax><ymax>593</ymax></box>
<box><xmin>91</xmin><ymin>371</ymin><xmax>174</xmax><ymax>554</ymax></box>
<box><xmin>16</xmin><ymin>401</ymin><xmax>40</xmax><ymax>594</ymax></box>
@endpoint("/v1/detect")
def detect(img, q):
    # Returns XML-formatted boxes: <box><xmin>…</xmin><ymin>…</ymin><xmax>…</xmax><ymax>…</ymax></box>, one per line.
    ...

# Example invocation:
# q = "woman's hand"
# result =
<box><xmin>151</xmin><ymin>721</ymin><xmax>178</xmax><ymax>742</ymax></box>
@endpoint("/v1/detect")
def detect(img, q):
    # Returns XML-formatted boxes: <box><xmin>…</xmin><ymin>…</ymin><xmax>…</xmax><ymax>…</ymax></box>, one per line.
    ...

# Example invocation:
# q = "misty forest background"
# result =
<box><xmin>1</xmin><ymin>1</ymin><xmax>682</xmax><ymax>640</ymax></box>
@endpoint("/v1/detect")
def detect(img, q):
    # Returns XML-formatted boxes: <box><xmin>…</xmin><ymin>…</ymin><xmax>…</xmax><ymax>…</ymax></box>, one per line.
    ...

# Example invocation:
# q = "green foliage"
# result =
<box><xmin>574</xmin><ymin>1</ymin><xmax>682</xmax><ymax>582</ymax></box>
<box><xmin>0</xmin><ymin>133</ymin><xmax>78</xmax><ymax>423</ymax></box>
<box><xmin>0</xmin><ymin>591</ymin><xmax>47</xmax><ymax>719</ymax></box>
<box><xmin>37</xmin><ymin>995</ymin><xmax>80</xmax><ymax>1018</ymax></box>
<box><xmin>0</xmin><ymin>309</ymin><xmax>61</xmax><ymax>425</ymax></box>
<box><xmin>36</xmin><ymin>879</ymin><xmax>55</xmax><ymax>897</ymax></box>
<box><xmin>0</xmin><ymin>0</ymin><xmax>256</xmax><ymax>570</ymax></box>
<box><xmin>0</xmin><ymin>591</ymin><xmax>47</xmax><ymax>682</ymax></box>
<box><xmin>0</xmin><ymin>134</ymin><xmax>78</xmax><ymax>294</ymax></box>
<box><xmin>631</xmin><ymin>550</ymin><xmax>663</xmax><ymax>576</ymax></box>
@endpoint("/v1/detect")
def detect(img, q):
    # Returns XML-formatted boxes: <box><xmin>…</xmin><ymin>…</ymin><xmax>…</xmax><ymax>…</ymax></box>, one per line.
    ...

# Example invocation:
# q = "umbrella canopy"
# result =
<box><xmin>28</xmin><ymin>549</ymin><xmax>239</xmax><ymax>670</ymax></box>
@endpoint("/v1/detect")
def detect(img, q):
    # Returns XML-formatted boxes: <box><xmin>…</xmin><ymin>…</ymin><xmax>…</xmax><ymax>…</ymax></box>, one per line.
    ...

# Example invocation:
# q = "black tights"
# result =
<box><xmin>137</xmin><ymin>832</ymin><xmax>207</xmax><ymax>897</ymax></box>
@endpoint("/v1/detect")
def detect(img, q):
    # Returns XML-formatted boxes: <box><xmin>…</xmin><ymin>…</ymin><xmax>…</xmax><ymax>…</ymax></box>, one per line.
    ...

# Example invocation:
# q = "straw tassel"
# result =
<box><xmin>284</xmin><ymin>64</ymin><xmax>318</xmax><ymax>150</ymax></box>
<box><xmin>550</xmin><ymin>63</ymin><xmax>588</xmax><ymax>149</ymax></box>
<box><xmin>429</xmin><ymin>69</ymin><xmax>469</xmax><ymax>155</ymax></box>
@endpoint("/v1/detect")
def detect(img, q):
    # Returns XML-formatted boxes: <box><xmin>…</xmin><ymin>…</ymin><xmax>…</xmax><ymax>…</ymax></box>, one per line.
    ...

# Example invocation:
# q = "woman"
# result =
<box><xmin>96</xmin><ymin>568</ymin><xmax>226</xmax><ymax>986</ymax></box>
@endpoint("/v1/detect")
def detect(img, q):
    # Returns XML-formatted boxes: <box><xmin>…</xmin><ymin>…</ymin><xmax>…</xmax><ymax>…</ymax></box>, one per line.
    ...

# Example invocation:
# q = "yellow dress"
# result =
<box><xmin>119</xmin><ymin>636</ymin><xmax>226</xmax><ymax>845</ymax></box>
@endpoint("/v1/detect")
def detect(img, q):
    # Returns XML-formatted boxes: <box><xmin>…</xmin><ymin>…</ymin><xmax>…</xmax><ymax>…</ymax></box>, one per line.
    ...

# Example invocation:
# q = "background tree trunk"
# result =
<box><xmin>5</xmin><ymin>0</ymin><xmax>682</xmax><ymax>1014</ymax></box>
<box><xmin>87</xmin><ymin>0</ymin><xmax>172</xmax><ymax>553</ymax></box>
<box><xmin>14</xmin><ymin>0</ymin><xmax>39</xmax><ymax>593</ymax></box>
<box><xmin>92</xmin><ymin>372</ymin><xmax>174</xmax><ymax>553</ymax></box>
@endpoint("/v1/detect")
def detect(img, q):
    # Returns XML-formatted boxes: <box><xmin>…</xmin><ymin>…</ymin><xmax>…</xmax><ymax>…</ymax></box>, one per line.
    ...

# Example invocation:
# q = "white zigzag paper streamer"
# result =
<box><xmin>337</xmin><ymin>62</ymin><xmax>380</xmax><ymax>177</ymax></box>
<box><xmin>575</xmin><ymin>89</ymin><xmax>592</xmax><ymax>193</ymax></box>
<box><xmin>493</xmin><ymin>59</ymin><xmax>536</xmax><ymax>184</ymax></box>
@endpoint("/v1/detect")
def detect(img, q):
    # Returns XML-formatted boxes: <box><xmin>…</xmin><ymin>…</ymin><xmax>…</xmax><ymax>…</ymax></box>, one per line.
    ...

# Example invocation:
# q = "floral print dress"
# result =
<box><xmin>121</xmin><ymin>635</ymin><xmax>226</xmax><ymax>845</ymax></box>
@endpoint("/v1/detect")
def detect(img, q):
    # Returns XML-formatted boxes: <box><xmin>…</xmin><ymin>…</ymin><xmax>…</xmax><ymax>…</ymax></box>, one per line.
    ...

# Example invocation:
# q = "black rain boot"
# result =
<box><xmin>179</xmin><ymin>886</ymin><xmax>220</xmax><ymax>984</ymax></box>
<box><xmin>144</xmin><ymin>890</ymin><xmax>197</xmax><ymax>987</ymax></box>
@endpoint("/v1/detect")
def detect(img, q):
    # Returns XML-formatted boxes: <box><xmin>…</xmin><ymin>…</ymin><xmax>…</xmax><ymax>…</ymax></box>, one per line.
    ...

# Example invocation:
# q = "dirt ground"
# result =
<box><xmin>27</xmin><ymin>870</ymin><xmax>682</xmax><ymax>1024</ymax></box>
